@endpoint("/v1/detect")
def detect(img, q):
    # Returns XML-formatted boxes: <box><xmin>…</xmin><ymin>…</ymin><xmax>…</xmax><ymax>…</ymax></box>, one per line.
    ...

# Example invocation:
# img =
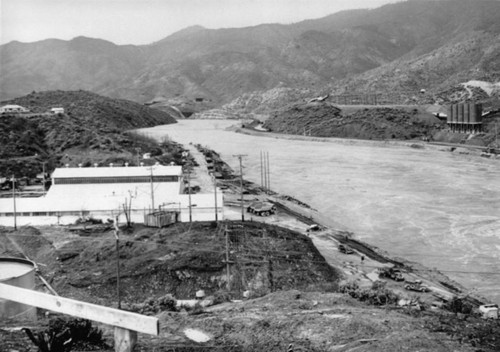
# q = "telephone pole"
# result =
<box><xmin>233</xmin><ymin>154</ymin><xmax>247</xmax><ymax>221</ymax></box>
<box><xmin>225</xmin><ymin>225</ymin><xmax>231</xmax><ymax>291</ymax></box>
<box><xmin>260</xmin><ymin>150</ymin><xmax>264</xmax><ymax>189</ymax></box>
<box><xmin>114</xmin><ymin>216</ymin><xmax>121</xmax><ymax>309</ymax></box>
<box><xmin>187</xmin><ymin>169</ymin><xmax>192</xmax><ymax>223</ymax></box>
<box><xmin>212</xmin><ymin>173</ymin><xmax>218</xmax><ymax>221</ymax></box>
<box><xmin>12</xmin><ymin>175</ymin><xmax>17</xmax><ymax>230</ymax></box>
<box><xmin>149</xmin><ymin>166</ymin><xmax>155</xmax><ymax>211</ymax></box>
<box><xmin>266</xmin><ymin>151</ymin><xmax>270</xmax><ymax>192</ymax></box>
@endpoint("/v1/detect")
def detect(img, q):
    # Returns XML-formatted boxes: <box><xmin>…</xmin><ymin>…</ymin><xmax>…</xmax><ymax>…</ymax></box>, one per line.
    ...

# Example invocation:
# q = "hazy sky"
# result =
<box><xmin>0</xmin><ymin>0</ymin><xmax>399</xmax><ymax>45</ymax></box>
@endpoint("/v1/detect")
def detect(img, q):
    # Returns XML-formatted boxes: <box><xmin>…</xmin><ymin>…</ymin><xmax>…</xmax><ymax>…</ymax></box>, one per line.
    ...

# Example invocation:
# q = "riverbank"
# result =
<box><xmin>235</xmin><ymin>125</ymin><xmax>500</xmax><ymax>158</ymax></box>
<box><xmin>216</xmin><ymin>160</ymin><xmax>487</xmax><ymax>308</ymax></box>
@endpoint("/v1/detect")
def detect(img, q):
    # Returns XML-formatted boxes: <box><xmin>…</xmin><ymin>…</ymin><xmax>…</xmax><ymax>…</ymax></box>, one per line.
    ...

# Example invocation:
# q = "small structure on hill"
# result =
<box><xmin>50</xmin><ymin>107</ymin><xmax>64</xmax><ymax>114</ymax></box>
<box><xmin>0</xmin><ymin>105</ymin><xmax>29</xmax><ymax>114</ymax></box>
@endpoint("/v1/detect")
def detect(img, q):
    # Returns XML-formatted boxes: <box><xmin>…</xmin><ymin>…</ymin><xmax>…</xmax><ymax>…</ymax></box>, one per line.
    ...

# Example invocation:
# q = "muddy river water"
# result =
<box><xmin>140</xmin><ymin>120</ymin><xmax>500</xmax><ymax>302</ymax></box>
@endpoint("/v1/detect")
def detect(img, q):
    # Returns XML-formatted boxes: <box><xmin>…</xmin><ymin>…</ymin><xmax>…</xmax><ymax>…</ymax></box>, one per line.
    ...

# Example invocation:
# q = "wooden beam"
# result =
<box><xmin>0</xmin><ymin>283</ymin><xmax>158</xmax><ymax>336</ymax></box>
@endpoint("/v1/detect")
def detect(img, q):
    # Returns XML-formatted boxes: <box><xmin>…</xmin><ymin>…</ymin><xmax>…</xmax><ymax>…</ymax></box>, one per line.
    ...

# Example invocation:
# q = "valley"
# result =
<box><xmin>1</xmin><ymin>1</ymin><xmax>500</xmax><ymax>351</ymax></box>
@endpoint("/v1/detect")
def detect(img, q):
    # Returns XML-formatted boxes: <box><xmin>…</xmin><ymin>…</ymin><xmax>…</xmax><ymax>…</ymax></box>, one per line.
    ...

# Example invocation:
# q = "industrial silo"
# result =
<box><xmin>0</xmin><ymin>257</ymin><xmax>37</xmax><ymax>321</ymax></box>
<box><xmin>453</xmin><ymin>104</ymin><xmax>459</xmax><ymax>124</ymax></box>
<box><xmin>464</xmin><ymin>103</ymin><xmax>470</xmax><ymax>124</ymax></box>
<box><xmin>447</xmin><ymin>105</ymin><xmax>453</xmax><ymax>124</ymax></box>
<box><xmin>457</xmin><ymin>103</ymin><xmax>464</xmax><ymax>123</ymax></box>
<box><xmin>476</xmin><ymin>103</ymin><xmax>483</xmax><ymax>123</ymax></box>
<box><xmin>469</xmin><ymin>103</ymin><xmax>478</xmax><ymax>124</ymax></box>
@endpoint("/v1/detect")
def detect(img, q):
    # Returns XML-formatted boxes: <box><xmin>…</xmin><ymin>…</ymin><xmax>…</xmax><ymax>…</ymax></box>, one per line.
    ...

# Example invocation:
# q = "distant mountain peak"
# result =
<box><xmin>1</xmin><ymin>0</ymin><xmax>499</xmax><ymax>105</ymax></box>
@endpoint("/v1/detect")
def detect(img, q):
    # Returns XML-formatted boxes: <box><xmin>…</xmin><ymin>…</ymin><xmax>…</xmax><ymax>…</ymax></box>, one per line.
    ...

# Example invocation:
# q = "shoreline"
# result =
<box><xmin>209</xmin><ymin>147</ymin><xmax>489</xmax><ymax>307</ymax></box>
<box><xmin>233</xmin><ymin>125</ymin><xmax>500</xmax><ymax>158</ymax></box>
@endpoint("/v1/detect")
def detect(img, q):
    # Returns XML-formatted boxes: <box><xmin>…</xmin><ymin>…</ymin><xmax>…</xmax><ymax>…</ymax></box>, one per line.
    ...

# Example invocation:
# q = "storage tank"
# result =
<box><xmin>447</xmin><ymin>105</ymin><xmax>453</xmax><ymax>124</ymax></box>
<box><xmin>469</xmin><ymin>103</ymin><xmax>477</xmax><ymax>123</ymax></box>
<box><xmin>476</xmin><ymin>103</ymin><xmax>483</xmax><ymax>123</ymax></box>
<box><xmin>0</xmin><ymin>257</ymin><xmax>37</xmax><ymax>321</ymax></box>
<box><xmin>453</xmin><ymin>104</ymin><xmax>459</xmax><ymax>123</ymax></box>
<box><xmin>464</xmin><ymin>103</ymin><xmax>470</xmax><ymax>123</ymax></box>
<box><xmin>457</xmin><ymin>103</ymin><xmax>464</xmax><ymax>123</ymax></box>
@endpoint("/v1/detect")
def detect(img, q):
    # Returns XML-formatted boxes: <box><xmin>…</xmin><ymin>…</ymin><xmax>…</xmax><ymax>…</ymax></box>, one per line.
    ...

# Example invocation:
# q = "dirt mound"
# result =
<box><xmin>263</xmin><ymin>102</ymin><xmax>443</xmax><ymax>140</ymax></box>
<box><xmin>33</xmin><ymin>222</ymin><xmax>341</xmax><ymax>306</ymax></box>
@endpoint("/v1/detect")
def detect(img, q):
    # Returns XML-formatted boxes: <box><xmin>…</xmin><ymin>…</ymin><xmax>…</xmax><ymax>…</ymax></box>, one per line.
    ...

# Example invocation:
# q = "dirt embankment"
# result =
<box><xmin>0</xmin><ymin>221</ymin><xmax>340</xmax><ymax>307</ymax></box>
<box><xmin>263</xmin><ymin>102</ymin><xmax>443</xmax><ymax>140</ymax></box>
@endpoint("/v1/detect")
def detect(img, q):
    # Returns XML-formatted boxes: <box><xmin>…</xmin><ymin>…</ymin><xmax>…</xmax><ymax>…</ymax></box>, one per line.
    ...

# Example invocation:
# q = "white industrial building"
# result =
<box><xmin>0</xmin><ymin>164</ymin><xmax>223</xmax><ymax>226</ymax></box>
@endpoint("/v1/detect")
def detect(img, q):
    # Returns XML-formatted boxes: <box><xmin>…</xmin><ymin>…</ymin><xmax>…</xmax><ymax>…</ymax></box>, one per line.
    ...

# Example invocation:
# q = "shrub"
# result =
<box><xmin>127</xmin><ymin>294</ymin><xmax>177</xmax><ymax>315</ymax></box>
<box><xmin>339</xmin><ymin>280</ymin><xmax>399</xmax><ymax>306</ymax></box>
<box><xmin>213</xmin><ymin>290</ymin><xmax>232</xmax><ymax>305</ymax></box>
<box><xmin>24</xmin><ymin>317</ymin><xmax>108</xmax><ymax>352</ymax></box>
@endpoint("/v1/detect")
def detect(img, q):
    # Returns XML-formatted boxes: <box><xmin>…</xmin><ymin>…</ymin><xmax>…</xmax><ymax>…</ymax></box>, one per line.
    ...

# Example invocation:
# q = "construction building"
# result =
<box><xmin>447</xmin><ymin>103</ymin><xmax>483</xmax><ymax>133</ymax></box>
<box><xmin>0</xmin><ymin>164</ymin><xmax>223</xmax><ymax>226</ymax></box>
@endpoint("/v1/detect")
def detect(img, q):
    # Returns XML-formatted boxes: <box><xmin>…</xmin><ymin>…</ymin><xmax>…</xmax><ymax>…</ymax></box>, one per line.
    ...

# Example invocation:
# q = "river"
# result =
<box><xmin>139</xmin><ymin>120</ymin><xmax>500</xmax><ymax>302</ymax></box>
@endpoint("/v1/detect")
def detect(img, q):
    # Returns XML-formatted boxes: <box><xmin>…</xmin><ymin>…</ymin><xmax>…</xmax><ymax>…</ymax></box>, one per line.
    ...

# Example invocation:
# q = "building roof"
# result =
<box><xmin>0</xmin><ymin>104</ymin><xmax>28</xmax><ymax>110</ymax></box>
<box><xmin>52</xmin><ymin>165</ymin><xmax>183</xmax><ymax>178</ymax></box>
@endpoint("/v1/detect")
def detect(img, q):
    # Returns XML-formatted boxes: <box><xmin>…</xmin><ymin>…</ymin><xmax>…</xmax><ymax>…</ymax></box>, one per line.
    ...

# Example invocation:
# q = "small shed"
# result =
<box><xmin>144</xmin><ymin>211</ymin><xmax>178</xmax><ymax>228</ymax></box>
<box><xmin>50</xmin><ymin>107</ymin><xmax>65</xmax><ymax>114</ymax></box>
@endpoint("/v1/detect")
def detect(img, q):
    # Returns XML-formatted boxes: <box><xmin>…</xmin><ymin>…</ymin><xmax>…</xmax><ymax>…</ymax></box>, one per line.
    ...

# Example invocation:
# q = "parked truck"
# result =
<box><xmin>247</xmin><ymin>201</ymin><xmax>277</xmax><ymax>216</ymax></box>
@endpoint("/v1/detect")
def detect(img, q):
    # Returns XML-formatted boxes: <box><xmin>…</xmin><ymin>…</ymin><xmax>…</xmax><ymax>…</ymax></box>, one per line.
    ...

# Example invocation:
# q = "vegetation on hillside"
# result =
<box><xmin>0</xmin><ymin>90</ymin><xmax>179</xmax><ymax>177</ymax></box>
<box><xmin>263</xmin><ymin>102</ymin><xmax>444</xmax><ymax>141</ymax></box>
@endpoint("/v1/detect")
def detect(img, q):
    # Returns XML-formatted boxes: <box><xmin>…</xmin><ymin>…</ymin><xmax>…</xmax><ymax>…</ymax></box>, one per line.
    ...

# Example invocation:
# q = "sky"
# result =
<box><xmin>1</xmin><ymin>0</ymin><xmax>398</xmax><ymax>45</ymax></box>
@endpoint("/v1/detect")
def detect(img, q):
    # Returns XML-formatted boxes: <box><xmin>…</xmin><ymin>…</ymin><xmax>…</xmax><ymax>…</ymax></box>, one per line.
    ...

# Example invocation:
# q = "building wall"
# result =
<box><xmin>0</xmin><ymin>188</ymin><xmax>224</xmax><ymax>226</ymax></box>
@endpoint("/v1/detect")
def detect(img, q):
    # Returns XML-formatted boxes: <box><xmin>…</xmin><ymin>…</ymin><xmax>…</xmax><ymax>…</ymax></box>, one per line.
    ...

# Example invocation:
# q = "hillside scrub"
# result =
<box><xmin>263</xmin><ymin>102</ymin><xmax>443</xmax><ymax>140</ymax></box>
<box><xmin>0</xmin><ymin>90</ymin><xmax>180</xmax><ymax>177</ymax></box>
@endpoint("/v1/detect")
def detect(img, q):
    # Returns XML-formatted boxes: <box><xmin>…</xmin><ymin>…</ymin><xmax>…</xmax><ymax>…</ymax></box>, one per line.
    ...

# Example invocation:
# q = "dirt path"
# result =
<box><xmin>185</xmin><ymin>144</ymin><xmax>215</xmax><ymax>192</ymax></box>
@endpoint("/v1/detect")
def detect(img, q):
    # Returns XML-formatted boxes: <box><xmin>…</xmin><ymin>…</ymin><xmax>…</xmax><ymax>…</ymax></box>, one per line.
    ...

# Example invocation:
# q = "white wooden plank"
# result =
<box><xmin>0</xmin><ymin>283</ymin><xmax>159</xmax><ymax>335</ymax></box>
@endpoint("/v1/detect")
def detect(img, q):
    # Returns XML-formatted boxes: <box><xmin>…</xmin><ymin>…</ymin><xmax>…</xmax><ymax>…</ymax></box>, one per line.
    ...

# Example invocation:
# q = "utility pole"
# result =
<box><xmin>149</xmin><ymin>166</ymin><xmax>155</xmax><ymax>211</ymax></box>
<box><xmin>263</xmin><ymin>152</ymin><xmax>268</xmax><ymax>194</ymax></box>
<box><xmin>225</xmin><ymin>225</ymin><xmax>231</xmax><ymax>291</ymax></box>
<box><xmin>12</xmin><ymin>175</ymin><xmax>17</xmax><ymax>230</ymax></box>
<box><xmin>266</xmin><ymin>152</ymin><xmax>270</xmax><ymax>192</ymax></box>
<box><xmin>233</xmin><ymin>154</ymin><xmax>247</xmax><ymax>221</ymax></box>
<box><xmin>187</xmin><ymin>168</ymin><xmax>192</xmax><ymax>223</ymax></box>
<box><xmin>260</xmin><ymin>150</ymin><xmax>264</xmax><ymax>188</ymax></box>
<box><xmin>114</xmin><ymin>216</ymin><xmax>121</xmax><ymax>309</ymax></box>
<box><xmin>213</xmin><ymin>173</ymin><xmax>218</xmax><ymax>221</ymax></box>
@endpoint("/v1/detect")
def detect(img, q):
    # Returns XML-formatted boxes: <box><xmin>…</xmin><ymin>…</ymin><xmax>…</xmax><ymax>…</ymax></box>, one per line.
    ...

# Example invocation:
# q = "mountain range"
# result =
<box><xmin>1</xmin><ymin>0</ymin><xmax>499</xmax><ymax>111</ymax></box>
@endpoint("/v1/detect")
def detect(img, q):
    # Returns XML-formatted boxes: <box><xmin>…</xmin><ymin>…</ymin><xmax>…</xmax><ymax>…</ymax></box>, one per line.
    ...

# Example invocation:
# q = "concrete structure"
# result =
<box><xmin>447</xmin><ymin>103</ymin><xmax>483</xmax><ymax>133</ymax></box>
<box><xmin>0</xmin><ymin>164</ymin><xmax>223</xmax><ymax>226</ymax></box>
<box><xmin>0</xmin><ymin>257</ymin><xmax>37</xmax><ymax>321</ymax></box>
<box><xmin>50</xmin><ymin>107</ymin><xmax>64</xmax><ymax>114</ymax></box>
<box><xmin>0</xmin><ymin>105</ymin><xmax>29</xmax><ymax>114</ymax></box>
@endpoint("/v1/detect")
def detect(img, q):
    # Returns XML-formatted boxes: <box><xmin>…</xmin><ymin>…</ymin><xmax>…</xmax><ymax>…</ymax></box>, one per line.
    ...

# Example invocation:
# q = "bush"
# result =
<box><xmin>213</xmin><ymin>290</ymin><xmax>232</xmax><ymax>305</ymax></box>
<box><xmin>24</xmin><ymin>317</ymin><xmax>108</xmax><ymax>352</ymax></box>
<box><xmin>339</xmin><ymin>280</ymin><xmax>399</xmax><ymax>306</ymax></box>
<box><xmin>127</xmin><ymin>294</ymin><xmax>177</xmax><ymax>315</ymax></box>
<box><xmin>445</xmin><ymin>296</ymin><xmax>474</xmax><ymax>315</ymax></box>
